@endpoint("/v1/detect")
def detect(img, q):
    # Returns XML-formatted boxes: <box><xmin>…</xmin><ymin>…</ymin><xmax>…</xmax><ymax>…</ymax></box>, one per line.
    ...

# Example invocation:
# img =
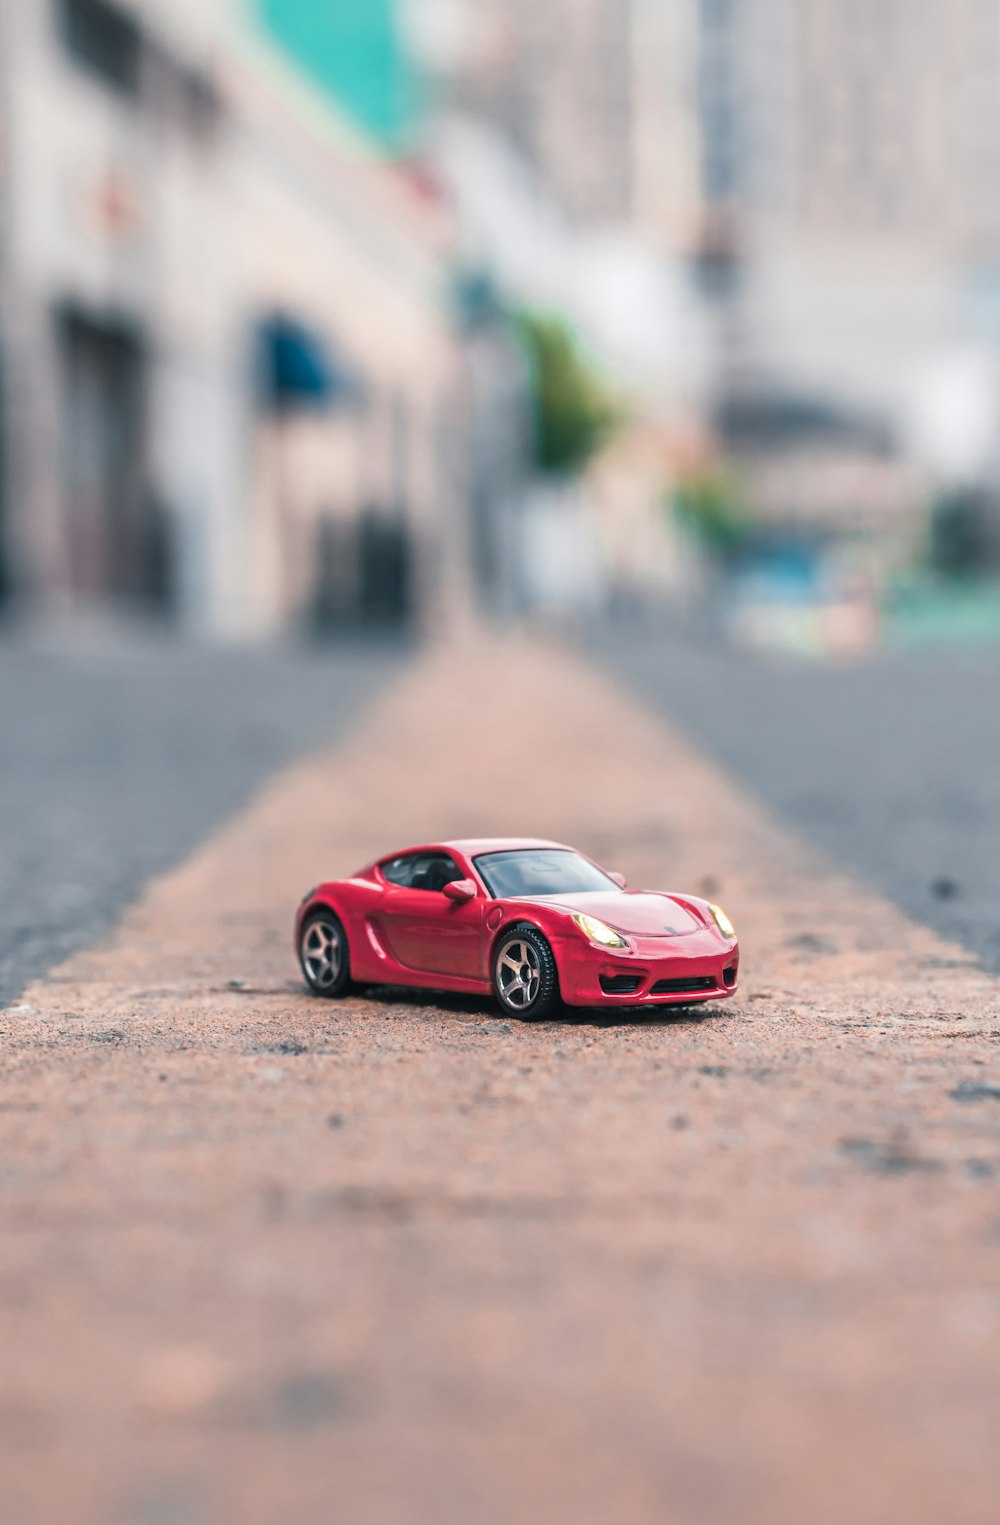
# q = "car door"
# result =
<box><xmin>376</xmin><ymin>852</ymin><xmax>484</xmax><ymax>978</ymax></box>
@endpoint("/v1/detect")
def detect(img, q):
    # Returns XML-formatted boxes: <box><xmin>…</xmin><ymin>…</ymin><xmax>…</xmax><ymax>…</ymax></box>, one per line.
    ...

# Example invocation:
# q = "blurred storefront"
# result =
<box><xmin>224</xmin><ymin>20</ymin><xmax>468</xmax><ymax>638</ymax></box>
<box><xmin>0</xmin><ymin>0</ymin><xmax>474</xmax><ymax>639</ymax></box>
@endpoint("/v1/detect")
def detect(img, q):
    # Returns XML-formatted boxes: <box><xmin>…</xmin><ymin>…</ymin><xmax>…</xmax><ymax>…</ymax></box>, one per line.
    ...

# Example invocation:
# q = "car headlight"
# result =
<box><xmin>572</xmin><ymin>912</ymin><xmax>628</xmax><ymax>949</ymax></box>
<box><xmin>709</xmin><ymin>902</ymin><xmax>736</xmax><ymax>939</ymax></box>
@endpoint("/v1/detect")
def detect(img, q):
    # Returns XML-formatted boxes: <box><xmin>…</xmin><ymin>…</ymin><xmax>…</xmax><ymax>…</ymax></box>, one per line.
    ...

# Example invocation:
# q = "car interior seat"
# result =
<box><xmin>424</xmin><ymin>859</ymin><xmax>460</xmax><ymax>893</ymax></box>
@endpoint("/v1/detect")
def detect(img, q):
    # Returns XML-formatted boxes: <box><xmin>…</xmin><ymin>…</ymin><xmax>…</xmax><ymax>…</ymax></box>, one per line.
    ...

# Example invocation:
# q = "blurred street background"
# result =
<box><xmin>2</xmin><ymin>0</ymin><xmax>1000</xmax><ymax>982</ymax></box>
<box><xmin>3</xmin><ymin>0</ymin><xmax>1000</xmax><ymax>647</ymax></box>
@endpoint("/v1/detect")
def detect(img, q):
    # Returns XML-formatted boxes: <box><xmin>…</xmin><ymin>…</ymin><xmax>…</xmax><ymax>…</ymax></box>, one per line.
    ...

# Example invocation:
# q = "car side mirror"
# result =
<box><xmin>609</xmin><ymin>872</ymin><xmax>627</xmax><ymax>889</ymax></box>
<box><xmin>443</xmin><ymin>878</ymin><xmax>477</xmax><ymax>904</ymax></box>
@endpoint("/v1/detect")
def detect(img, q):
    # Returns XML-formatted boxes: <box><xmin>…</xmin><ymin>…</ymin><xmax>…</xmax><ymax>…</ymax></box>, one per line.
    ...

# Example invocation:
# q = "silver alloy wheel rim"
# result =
<box><xmin>302</xmin><ymin>918</ymin><xmax>343</xmax><ymax>991</ymax></box>
<box><xmin>497</xmin><ymin>939</ymin><xmax>541</xmax><ymax>1010</ymax></box>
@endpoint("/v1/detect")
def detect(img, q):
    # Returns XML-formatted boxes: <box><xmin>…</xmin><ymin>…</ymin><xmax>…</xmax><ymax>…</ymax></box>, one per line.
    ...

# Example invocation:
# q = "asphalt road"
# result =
<box><xmin>596</xmin><ymin>622</ymin><xmax>1000</xmax><ymax>972</ymax></box>
<box><xmin>0</xmin><ymin>630</ymin><xmax>404</xmax><ymax>1007</ymax></box>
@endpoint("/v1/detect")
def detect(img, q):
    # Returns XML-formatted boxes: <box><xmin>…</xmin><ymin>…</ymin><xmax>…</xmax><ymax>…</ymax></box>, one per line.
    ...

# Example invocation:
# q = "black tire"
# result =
<box><xmin>492</xmin><ymin>925</ymin><xmax>560</xmax><ymax>1021</ymax></box>
<box><xmin>299</xmin><ymin>909</ymin><xmax>352</xmax><ymax>998</ymax></box>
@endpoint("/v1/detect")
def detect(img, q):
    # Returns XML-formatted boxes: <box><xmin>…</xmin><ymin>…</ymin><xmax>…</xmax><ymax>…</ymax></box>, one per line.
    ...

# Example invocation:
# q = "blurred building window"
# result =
<box><xmin>701</xmin><ymin>0</ymin><xmax>733</xmax><ymax>30</ymax></box>
<box><xmin>176</xmin><ymin>65</ymin><xmax>221</xmax><ymax>141</ymax></box>
<box><xmin>699</xmin><ymin>0</ymin><xmax>738</xmax><ymax>202</ymax></box>
<box><xmin>144</xmin><ymin>39</ymin><xmax>222</xmax><ymax>142</ymax></box>
<box><xmin>59</xmin><ymin>0</ymin><xmax>142</xmax><ymax>96</ymax></box>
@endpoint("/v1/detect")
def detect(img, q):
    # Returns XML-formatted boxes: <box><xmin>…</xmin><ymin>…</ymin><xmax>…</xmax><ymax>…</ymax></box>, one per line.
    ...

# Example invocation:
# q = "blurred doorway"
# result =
<box><xmin>309</xmin><ymin>509</ymin><xmax>413</xmax><ymax>635</ymax></box>
<box><xmin>359</xmin><ymin>509</ymin><xmax>412</xmax><ymax>626</ymax></box>
<box><xmin>57</xmin><ymin>307</ymin><xmax>171</xmax><ymax>612</ymax></box>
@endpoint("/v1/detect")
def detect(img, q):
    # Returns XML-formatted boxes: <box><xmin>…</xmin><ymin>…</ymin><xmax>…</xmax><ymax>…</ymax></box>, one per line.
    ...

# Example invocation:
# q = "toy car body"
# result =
<box><xmin>296</xmin><ymin>838</ymin><xmax>739</xmax><ymax>1020</ymax></box>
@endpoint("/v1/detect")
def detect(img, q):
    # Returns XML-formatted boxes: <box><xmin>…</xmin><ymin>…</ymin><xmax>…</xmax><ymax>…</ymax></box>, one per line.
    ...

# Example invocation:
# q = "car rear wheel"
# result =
<box><xmin>299</xmin><ymin>910</ymin><xmax>351</xmax><ymax>998</ymax></box>
<box><xmin>492</xmin><ymin>926</ymin><xmax>560</xmax><ymax>1021</ymax></box>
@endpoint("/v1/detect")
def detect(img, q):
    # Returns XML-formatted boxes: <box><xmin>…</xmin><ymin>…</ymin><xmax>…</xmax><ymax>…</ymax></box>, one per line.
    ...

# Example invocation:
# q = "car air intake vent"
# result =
<box><xmin>722</xmin><ymin>965</ymin><xmax>738</xmax><ymax>988</ymax></box>
<box><xmin>650</xmin><ymin>976</ymin><xmax>716</xmax><ymax>995</ymax></box>
<box><xmin>599</xmin><ymin>974</ymin><xmax>643</xmax><ymax>995</ymax></box>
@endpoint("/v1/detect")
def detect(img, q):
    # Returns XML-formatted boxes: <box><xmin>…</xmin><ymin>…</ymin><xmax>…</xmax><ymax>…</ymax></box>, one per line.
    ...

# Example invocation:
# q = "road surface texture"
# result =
<box><xmin>3</xmin><ymin>633</ymin><xmax>1000</xmax><ymax>1525</ymax></box>
<box><xmin>596</xmin><ymin>622</ymin><xmax>1000</xmax><ymax>972</ymax></box>
<box><xmin>0</xmin><ymin>632</ymin><xmax>403</xmax><ymax>1007</ymax></box>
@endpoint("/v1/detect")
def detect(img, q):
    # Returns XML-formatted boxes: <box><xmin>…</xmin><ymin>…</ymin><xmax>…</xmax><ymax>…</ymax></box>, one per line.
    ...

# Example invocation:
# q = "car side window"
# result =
<box><xmin>380</xmin><ymin>852</ymin><xmax>462</xmax><ymax>893</ymax></box>
<box><xmin>381</xmin><ymin>855</ymin><xmax>418</xmax><ymax>887</ymax></box>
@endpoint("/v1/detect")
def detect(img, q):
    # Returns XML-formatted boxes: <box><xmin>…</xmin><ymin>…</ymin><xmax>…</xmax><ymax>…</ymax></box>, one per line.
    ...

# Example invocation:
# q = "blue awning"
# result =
<box><xmin>259</xmin><ymin>314</ymin><xmax>365</xmax><ymax>412</ymax></box>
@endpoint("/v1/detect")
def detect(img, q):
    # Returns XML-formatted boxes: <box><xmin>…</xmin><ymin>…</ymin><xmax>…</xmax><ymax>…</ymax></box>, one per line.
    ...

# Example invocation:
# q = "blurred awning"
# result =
<box><xmin>259</xmin><ymin>315</ymin><xmax>365</xmax><ymax>413</ymax></box>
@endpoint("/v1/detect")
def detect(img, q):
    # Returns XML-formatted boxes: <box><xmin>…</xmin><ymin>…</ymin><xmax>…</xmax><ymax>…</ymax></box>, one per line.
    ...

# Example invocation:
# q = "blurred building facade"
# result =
<box><xmin>693</xmin><ymin>0</ymin><xmax>1000</xmax><ymax>570</ymax></box>
<box><xmin>4</xmin><ymin>0</ymin><xmax>998</xmax><ymax>642</ymax></box>
<box><xmin>696</xmin><ymin>0</ymin><xmax>1000</xmax><ymax>417</ymax></box>
<box><xmin>416</xmin><ymin>0</ymin><xmax>708</xmax><ymax>619</ymax></box>
<box><xmin>443</xmin><ymin>0</ymin><xmax>637</xmax><ymax>226</ymax></box>
<box><xmin>424</xmin><ymin>0</ymin><xmax>1000</xmax><ymax>620</ymax></box>
<box><xmin>425</xmin><ymin>0</ymin><xmax>701</xmax><ymax>246</ymax></box>
<box><xmin>0</xmin><ymin>0</ymin><xmax>481</xmax><ymax>637</ymax></box>
<box><xmin>434</xmin><ymin>0</ymin><xmax>1000</xmax><ymax>462</ymax></box>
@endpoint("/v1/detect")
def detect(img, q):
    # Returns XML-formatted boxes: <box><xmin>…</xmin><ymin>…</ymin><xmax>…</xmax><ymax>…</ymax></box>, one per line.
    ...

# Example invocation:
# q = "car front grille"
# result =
<box><xmin>599</xmin><ymin>974</ymin><xmax>643</xmax><ymax>995</ymax></box>
<box><xmin>649</xmin><ymin>976</ymin><xmax>717</xmax><ymax>995</ymax></box>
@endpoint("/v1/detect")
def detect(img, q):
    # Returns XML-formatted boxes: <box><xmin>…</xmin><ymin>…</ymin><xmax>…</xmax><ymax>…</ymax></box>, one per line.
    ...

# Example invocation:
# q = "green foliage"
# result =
<box><xmin>672</xmin><ymin>466</ymin><xmax>747</xmax><ymax>560</ymax></box>
<box><xmin>517</xmin><ymin>311</ymin><xmax>620</xmax><ymax>476</ymax></box>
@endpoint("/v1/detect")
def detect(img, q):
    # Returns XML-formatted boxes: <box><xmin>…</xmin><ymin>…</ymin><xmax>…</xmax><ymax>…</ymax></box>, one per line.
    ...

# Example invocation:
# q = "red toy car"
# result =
<box><xmin>296</xmin><ymin>838</ymin><xmax>739</xmax><ymax>1020</ymax></box>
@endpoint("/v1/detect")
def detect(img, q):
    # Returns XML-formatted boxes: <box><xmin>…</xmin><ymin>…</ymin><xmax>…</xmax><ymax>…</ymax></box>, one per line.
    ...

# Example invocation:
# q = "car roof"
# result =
<box><xmin>443</xmin><ymin>838</ymin><xmax>571</xmax><ymax>857</ymax></box>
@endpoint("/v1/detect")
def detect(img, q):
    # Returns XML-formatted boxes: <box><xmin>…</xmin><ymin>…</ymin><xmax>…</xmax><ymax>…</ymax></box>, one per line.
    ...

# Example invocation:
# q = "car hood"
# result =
<box><xmin>523</xmin><ymin>890</ymin><xmax>706</xmax><ymax>938</ymax></box>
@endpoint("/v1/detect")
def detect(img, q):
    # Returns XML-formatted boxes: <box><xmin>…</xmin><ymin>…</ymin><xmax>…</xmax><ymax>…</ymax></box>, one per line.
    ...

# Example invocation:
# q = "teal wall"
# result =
<box><xmin>255</xmin><ymin>0</ymin><xmax>422</xmax><ymax>150</ymax></box>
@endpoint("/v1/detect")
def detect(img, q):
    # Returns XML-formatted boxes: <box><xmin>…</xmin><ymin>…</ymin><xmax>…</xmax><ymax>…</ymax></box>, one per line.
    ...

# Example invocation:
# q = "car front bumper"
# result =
<box><xmin>555</xmin><ymin>935</ymin><xmax>740</xmax><ymax>1008</ymax></box>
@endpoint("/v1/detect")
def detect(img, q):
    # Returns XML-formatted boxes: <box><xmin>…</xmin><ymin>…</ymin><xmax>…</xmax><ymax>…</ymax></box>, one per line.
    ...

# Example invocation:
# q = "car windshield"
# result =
<box><xmin>474</xmin><ymin>849</ymin><xmax>618</xmax><ymax>899</ymax></box>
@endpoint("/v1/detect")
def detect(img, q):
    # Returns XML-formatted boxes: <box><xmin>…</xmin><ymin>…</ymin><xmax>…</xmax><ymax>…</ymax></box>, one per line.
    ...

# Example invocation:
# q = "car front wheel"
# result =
<box><xmin>492</xmin><ymin>926</ymin><xmax>560</xmax><ymax>1020</ymax></box>
<box><xmin>299</xmin><ymin>910</ymin><xmax>351</xmax><ymax>998</ymax></box>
